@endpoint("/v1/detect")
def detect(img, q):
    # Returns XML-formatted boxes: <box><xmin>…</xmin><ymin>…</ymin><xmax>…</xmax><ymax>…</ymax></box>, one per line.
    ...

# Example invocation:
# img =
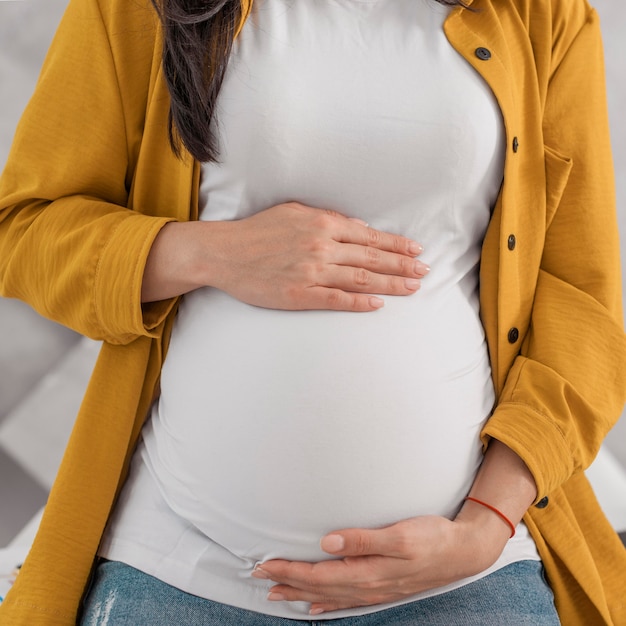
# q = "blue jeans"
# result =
<box><xmin>80</xmin><ymin>560</ymin><xmax>560</xmax><ymax>625</ymax></box>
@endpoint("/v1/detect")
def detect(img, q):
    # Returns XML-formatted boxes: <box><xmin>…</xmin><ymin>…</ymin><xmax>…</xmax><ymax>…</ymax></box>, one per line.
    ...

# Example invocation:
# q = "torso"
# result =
<box><xmin>101</xmin><ymin>0</ymin><xmax>540</xmax><ymax>617</ymax></box>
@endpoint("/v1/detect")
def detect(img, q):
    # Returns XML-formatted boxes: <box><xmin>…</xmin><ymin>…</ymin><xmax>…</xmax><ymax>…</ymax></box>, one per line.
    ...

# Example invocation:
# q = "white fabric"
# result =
<box><xmin>101</xmin><ymin>0</ymin><xmax>540</xmax><ymax>619</ymax></box>
<box><xmin>102</xmin><ymin>441</ymin><xmax>541</xmax><ymax>618</ymax></box>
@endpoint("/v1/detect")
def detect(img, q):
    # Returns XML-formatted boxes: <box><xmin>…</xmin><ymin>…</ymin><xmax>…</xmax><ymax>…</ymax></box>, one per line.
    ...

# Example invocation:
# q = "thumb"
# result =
<box><xmin>320</xmin><ymin>527</ymin><xmax>386</xmax><ymax>557</ymax></box>
<box><xmin>321</xmin><ymin>520</ymin><xmax>424</xmax><ymax>558</ymax></box>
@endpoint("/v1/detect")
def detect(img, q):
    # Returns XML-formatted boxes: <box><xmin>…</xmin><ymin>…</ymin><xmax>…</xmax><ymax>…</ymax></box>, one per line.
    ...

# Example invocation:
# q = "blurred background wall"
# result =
<box><xmin>0</xmin><ymin>0</ymin><xmax>625</xmax><ymax>546</ymax></box>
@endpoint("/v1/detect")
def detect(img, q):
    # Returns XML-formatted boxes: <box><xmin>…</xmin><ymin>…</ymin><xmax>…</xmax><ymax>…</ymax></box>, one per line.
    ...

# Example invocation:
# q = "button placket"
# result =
<box><xmin>506</xmin><ymin>134</ymin><xmax>520</xmax><ymax>346</ymax></box>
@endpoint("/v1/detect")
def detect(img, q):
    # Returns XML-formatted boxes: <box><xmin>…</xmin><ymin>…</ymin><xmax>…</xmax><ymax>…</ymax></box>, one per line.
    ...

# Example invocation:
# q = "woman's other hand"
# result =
<box><xmin>142</xmin><ymin>202</ymin><xmax>429</xmax><ymax>310</ymax></box>
<box><xmin>251</xmin><ymin>440</ymin><xmax>537</xmax><ymax>615</ymax></box>
<box><xmin>251</xmin><ymin>509</ymin><xmax>510</xmax><ymax>615</ymax></box>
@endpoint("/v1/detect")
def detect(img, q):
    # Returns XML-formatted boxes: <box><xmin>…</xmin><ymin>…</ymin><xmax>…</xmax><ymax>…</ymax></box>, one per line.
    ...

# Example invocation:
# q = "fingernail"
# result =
<box><xmin>410</xmin><ymin>242</ymin><xmax>424</xmax><ymax>255</ymax></box>
<box><xmin>415</xmin><ymin>261</ymin><xmax>431</xmax><ymax>274</ymax></box>
<box><xmin>349</xmin><ymin>217</ymin><xmax>369</xmax><ymax>226</ymax></box>
<box><xmin>267</xmin><ymin>592</ymin><xmax>285</xmax><ymax>601</ymax></box>
<box><xmin>321</xmin><ymin>534</ymin><xmax>345</xmax><ymax>553</ymax></box>
<box><xmin>310</xmin><ymin>608</ymin><xmax>325</xmax><ymax>615</ymax></box>
<box><xmin>252</xmin><ymin>566</ymin><xmax>270</xmax><ymax>579</ymax></box>
<box><xmin>369</xmin><ymin>297</ymin><xmax>384</xmax><ymax>309</ymax></box>
<box><xmin>404</xmin><ymin>278</ymin><xmax>421</xmax><ymax>290</ymax></box>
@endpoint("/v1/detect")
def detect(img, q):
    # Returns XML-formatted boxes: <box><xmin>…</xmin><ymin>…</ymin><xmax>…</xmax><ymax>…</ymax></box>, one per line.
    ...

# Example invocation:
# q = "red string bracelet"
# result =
<box><xmin>464</xmin><ymin>497</ymin><xmax>516</xmax><ymax>538</ymax></box>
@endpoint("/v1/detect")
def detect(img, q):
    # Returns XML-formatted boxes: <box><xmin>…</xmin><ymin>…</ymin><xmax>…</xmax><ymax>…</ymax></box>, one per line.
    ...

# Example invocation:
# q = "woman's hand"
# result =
<box><xmin>142</xmin><ymin>202</ymin><xmax>429</xmax><ymax>309</ymax></box>
<box><xmin>251</xmin><ymin>440</ymin><xmax>537</xmax><ymax>615</ymax></box>
<box><xmin>252</xmin><ymin>511</ymin><xmax>511</xmax><ymax>615</ymax></box>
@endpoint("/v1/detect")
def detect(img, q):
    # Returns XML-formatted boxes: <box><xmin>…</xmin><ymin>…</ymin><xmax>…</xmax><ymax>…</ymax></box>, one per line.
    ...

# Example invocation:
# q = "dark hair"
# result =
<box><xmin>152</xmin><ymin>0</ymin><xmax>469</xmax><ymax>162</ymax></box>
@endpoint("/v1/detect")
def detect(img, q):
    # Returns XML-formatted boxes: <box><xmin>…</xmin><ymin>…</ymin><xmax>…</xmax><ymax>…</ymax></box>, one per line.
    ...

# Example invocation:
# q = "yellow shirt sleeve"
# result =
<box><xmin>0</xmin><ymin>0</ymin><xmax>177</xmax><ymax>344</ymax></box>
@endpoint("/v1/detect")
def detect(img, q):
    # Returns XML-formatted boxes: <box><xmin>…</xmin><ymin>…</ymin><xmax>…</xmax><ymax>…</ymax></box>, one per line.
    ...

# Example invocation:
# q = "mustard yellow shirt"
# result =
<box><xmin>0</xmin><ymin>0</ymin><xmax>625</xmax><ymax>623</ymax></box>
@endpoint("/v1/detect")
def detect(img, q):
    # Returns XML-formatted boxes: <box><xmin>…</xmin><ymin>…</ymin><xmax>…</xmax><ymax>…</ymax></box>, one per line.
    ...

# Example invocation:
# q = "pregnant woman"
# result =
<box><xmin>1</xmin><ymin>0</ymin><xmax>625</xmax><ymax>624</ymax></box>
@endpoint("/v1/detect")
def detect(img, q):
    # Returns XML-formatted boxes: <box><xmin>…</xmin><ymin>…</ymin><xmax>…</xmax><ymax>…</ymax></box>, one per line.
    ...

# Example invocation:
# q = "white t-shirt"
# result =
<box><xmin>100</xmin><ymin>0</ymin><xmax>540</xmax><ymax>619</ymax></box>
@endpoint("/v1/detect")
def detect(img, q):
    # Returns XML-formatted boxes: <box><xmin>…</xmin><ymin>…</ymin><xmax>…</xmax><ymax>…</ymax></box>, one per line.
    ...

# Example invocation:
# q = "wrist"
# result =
<box><xmin>141</xmin><ymin>220</ymin><xmax>235</xmax><ymax>302</ymax></box>
<box><xmin>455</xmin><ymin>498</ymin><xmax>515</xmax><ymax>541</ymax></box>
<box><xmin>453</xmin><ymin>501</ymin><xmax>512</xmax><ymax>573</ymax></box>
<box><xmin>442</xmin><ymin>502</ymin><xmax>510</xmax><ymax>579</ymax></box>
<box><xmin>188</xmin><ymin>220</ymin><xmax>237</xmax><ymax>290</ymax></box>
<box><xmin>464</xmin><ymin>497</ymin><xmax>516</xmax><ymax>538</ymax></box>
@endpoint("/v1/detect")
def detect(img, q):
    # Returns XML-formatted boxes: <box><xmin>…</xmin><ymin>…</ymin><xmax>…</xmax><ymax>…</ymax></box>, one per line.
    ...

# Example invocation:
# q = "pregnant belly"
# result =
<box><xmin>144</xmin><ymin>288</ymin><xmax>494</xmax><ymax>563</ymax></box>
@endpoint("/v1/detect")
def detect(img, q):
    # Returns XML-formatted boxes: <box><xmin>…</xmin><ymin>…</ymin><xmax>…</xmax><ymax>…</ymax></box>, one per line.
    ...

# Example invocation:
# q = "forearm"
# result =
<box><xmin>456</xmin><ymin>439</ymin><xmax>537</xmax><ymax>538</ymax></box>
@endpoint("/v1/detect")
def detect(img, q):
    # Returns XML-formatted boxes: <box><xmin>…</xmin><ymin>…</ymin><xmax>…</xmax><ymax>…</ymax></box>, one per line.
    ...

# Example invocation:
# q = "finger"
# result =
<box><xmin>332</xmin><ymin>243</ymin><xmax>431</xmax><ymax>278</ymax></box>
<box><xmin>254</xmin><ymin>557</ymin><xmax>376</xmax><ymax>591</ymax></box>
<box><xmin>267</xmin><ymin>585</ymin><xmax>394</xmax><ymax>615</ymax></box>
<box><xmin>347</xmin><ymin>217</ymin><xmax>369</xmax><ymax>227</ymax></box>
<box><xmin>286</xmin><ymin>203</ymin><xmax>423</xmax><ymax>257</ymax></box>
<box><xmin>313</xmin><ymin>266</ymin><xmax>422</xmax><ymax>296</ymax></box>
<box><xmin>266</xmin><ymin>585</ymin><xmax>350</xmax><ymax>606</ymax></box>
<box><xmin>299</xmin><ymin>287</ymin><xmax>386</xmax><ymax>312</ymax></box>
<box><xmin>267</xmin><ymin>592</ymin><xmax>381</xmax><ymax>618</ymax></box>
<box><xmin>266</xmin><ymin>580</ymin><xmax>397</xmax><ymax>605</ymax></box>
<box><xmin>335</xmin><ymin>222</ymin><xmax>424</xmax><ymax>257</ymax></box>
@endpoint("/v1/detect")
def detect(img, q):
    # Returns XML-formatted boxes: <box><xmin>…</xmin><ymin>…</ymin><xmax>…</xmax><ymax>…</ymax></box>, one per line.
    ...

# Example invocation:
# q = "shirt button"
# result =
<box><xmin>508</xmin><ymin>327</ymin><xmax>520</xmax><ymax>343</ymax></box>
<box><xmin>535</xmin><ymin>496</ymin><xmax>549</xmax><ymax>509</ymax></box>
<box><xmin>513</xmin><ymin>137</ymin><xmax>519</xmax><ymax>153</ymax></box>
<box><xmin>507</xmin><ymin>234</ymin><xmax>516</xmax><ymax>250</ymax></box>
<box><xmin>475</xmin><ymin>47</ymin><xmax>492</xmax><ymax>61</ymax></box>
